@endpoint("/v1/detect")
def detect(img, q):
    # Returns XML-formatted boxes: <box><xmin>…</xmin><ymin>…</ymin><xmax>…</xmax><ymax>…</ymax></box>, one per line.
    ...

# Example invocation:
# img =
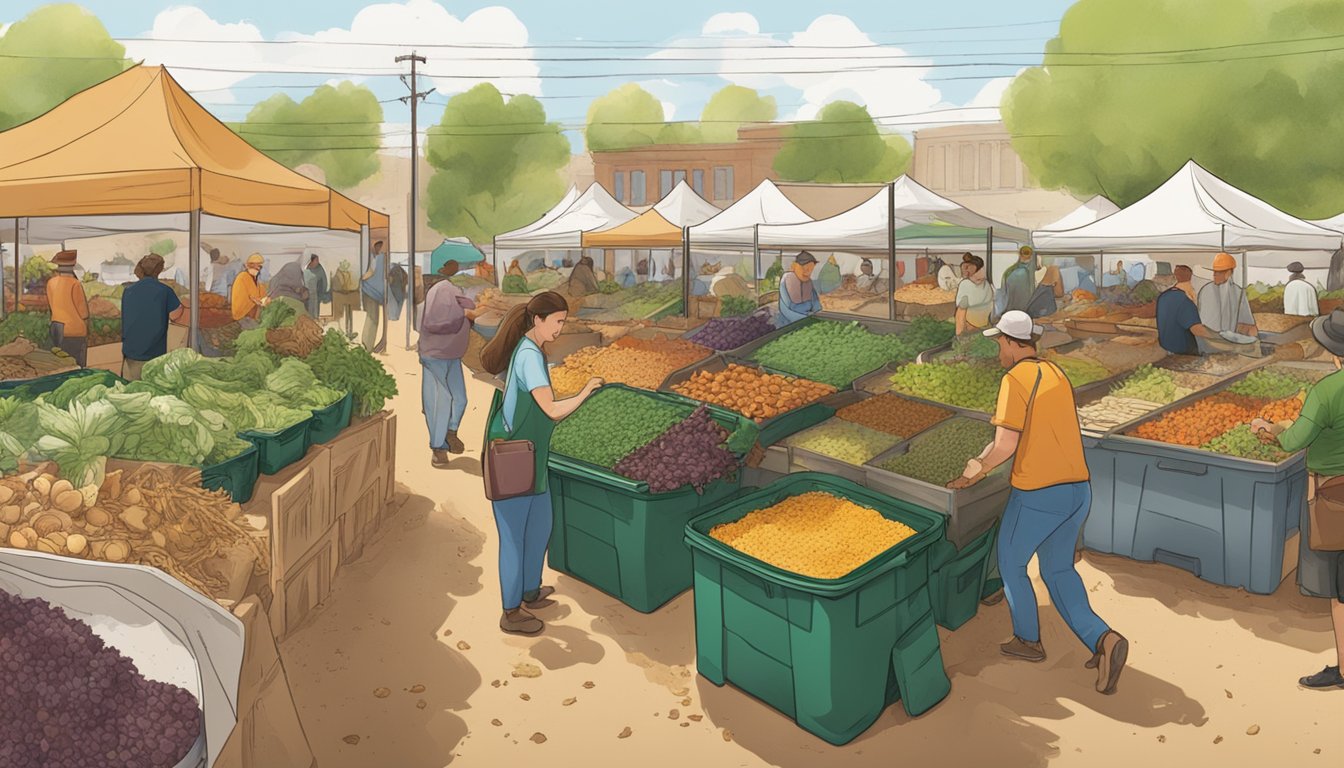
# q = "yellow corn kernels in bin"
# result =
<box><xmin>709</xmin><ymin>492</ymin><xmax>917</xmax><ymax>579</ymax></box>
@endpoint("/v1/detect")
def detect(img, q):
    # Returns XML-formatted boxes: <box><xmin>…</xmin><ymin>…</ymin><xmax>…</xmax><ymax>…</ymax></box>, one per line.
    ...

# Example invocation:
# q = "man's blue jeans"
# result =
<box><xmin>492</xmin><ymin>491</ymin><xmax>553</xmax><ymax>610</ymax></box>
<box><xmin>420</xmin><ymin>356</ymin><xmax>466</xmax><ymax>450</ymax></box>
<box><xmin>999</xmin><ymin>481</ymin><xmax>1110</xmax><ymax>652</ymax></box>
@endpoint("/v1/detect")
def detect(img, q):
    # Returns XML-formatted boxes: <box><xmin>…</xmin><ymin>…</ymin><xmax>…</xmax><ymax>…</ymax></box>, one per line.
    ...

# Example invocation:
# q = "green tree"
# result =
<box><xmin>0</xmin><ymin>4</ymin><xmax>131</xmax><ymax>131</ymax></box>
<box><xmin>425</xmin><ymin>84</ymin><xmax>570</xmax><ymax>241</ymax></box>
<box><xmin>234</xmin><ymin>82</ymin><xmax>383</xmax><ymax>189</ymax></box>
<box><xmin>700</xmin><ymin>85</ymin><xmax>777</xmax><ymax>143</ymax></box>
<box><xmin>1003</xmin><ymin>0</ymin><xmax>1344</xmax><ymax>216</ymax></box>
<box><xmin>773</xmin><ymin>101</ymin><xmax>912</xmax><ymax>183</ymax></box>
<box><xmin>585</xmin><ymin>83</ymin><xmax>676</xmax><ymax>151</ymax></box>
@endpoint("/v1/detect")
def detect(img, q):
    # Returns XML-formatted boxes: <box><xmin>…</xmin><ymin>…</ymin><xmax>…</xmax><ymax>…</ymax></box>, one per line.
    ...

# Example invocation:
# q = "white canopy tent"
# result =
<box><xmin>650</xmin><ymin>180</ymin><xmax>721</xmax><ymax>227</ymax></box>
<box><xmin>492</xmin><ymin>185</ymin><xmax>579</xmax><ymax>243</ymax></box>
<box><xmin>493</xmin><ymin>183</ymin><xmax>634</xmax><ymax>252</ymax></box>
<box><xmin>1038</xmin><ymin>196</ymin><xmax>1120</xmax><ymax>232</ymax></box>
<box><xmin>686</xmin><ymin>179</ymin><xmax>812</xmax><ymax>251</ymax></box>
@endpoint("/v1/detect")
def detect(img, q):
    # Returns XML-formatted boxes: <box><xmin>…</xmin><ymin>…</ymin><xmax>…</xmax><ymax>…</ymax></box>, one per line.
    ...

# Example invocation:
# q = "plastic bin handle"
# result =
<box><xmin>1155</xmin><ymin>460</ymin><xmax>1208</xmax><ymax>476</ymax></box>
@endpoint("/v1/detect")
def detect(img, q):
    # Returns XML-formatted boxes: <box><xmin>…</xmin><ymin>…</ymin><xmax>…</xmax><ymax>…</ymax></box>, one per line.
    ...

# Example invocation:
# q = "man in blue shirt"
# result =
<box><xmin>121</xmin><ymin>254</ymin><xmax>186</xmax><ymax>380</ymax></box>
<box><xmin>360</xmin><ymin>240</ymin><xmax>387</xmax><ymax>352</ymax></box>
<box><xmin>1156</xmin><ymin>265</ymin><xmax>1214</xmax><ymax>355</ymax></box>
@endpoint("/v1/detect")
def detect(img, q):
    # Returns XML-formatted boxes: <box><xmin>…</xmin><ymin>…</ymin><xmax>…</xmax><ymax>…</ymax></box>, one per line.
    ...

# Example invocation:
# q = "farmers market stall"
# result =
<box><xmin>491</xmin><ymin>182</ymin><xmax>635</xmax><ymax>295</ymax></box>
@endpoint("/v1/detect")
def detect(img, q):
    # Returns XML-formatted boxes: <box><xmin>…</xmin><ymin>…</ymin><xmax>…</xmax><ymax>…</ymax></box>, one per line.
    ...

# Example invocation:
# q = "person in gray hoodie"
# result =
<box><xmin>420</xmin><ymin>260</ymin><xmax>477</xmax><ymax>468</ymax></box>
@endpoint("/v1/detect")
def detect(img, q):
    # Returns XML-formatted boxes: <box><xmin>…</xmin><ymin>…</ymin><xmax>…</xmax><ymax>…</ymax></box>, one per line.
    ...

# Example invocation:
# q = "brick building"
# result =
<box><xmin>591</xmin><ymin>125</ymin><xmax>787</xmax><ymax>208</ymax></box>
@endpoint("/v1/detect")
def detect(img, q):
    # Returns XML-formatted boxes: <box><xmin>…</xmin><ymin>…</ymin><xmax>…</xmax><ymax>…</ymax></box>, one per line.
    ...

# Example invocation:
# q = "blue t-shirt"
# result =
<box><xmin>1156</xmin><ymin>287</ymin><xmax>1200</xmax><ymax>356</ymax></box>
<box><xmin>501</xmin><ymin>338</ymin><xmax>550</xmax><ymax>432</ymax></box>
<box><xmin>121</xmin><ymin>277</ymin><xmax>182</xmax><ymax>361</ymax></box>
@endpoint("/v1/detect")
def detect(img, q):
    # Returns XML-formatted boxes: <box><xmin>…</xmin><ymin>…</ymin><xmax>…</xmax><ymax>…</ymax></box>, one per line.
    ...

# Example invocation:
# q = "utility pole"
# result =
<box><xmin>395</xmin><ymin>51</ymin><xmax>435</xmax><ymax>352</ymax></box>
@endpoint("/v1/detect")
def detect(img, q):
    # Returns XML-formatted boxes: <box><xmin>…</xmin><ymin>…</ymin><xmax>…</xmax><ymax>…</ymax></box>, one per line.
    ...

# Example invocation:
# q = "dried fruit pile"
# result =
<box><xmin>875</xmin><ymin>418</ymin><xmax>996</xmax><ymax>486</ymax></box>
<box><xmin>0</xmin><ymin>590</ymin><xmax>202</xmax><ymax>768</ymax></box>
<box><xmin>1259</xmin><ymin>394</ymin><xmax>1305</xmax><ymax>424</ymax></box>
<box><xmin>835</xmin><ymin>393</ymin><xmax>953</xmax><ymax>439</ymax></box>
<box><xmin>784</xmin><ymin>420</ymin><xmax>902</xmax><ymax>466</ymax></box>
<box><xmin>0</xmin><ymin>464</ymin><xmax>268</xmax><ymax>600</ymax></box>
<box><xmin>748</xmin><ymin>317</ymin><xmax>953</xmax><ymax>388</ymax></box>
<box><xmin>887</xmin><ymin>360</ymin><xmax>1003</xmax><ymax>413</ymax></box>
<box><xmin>1131</xmin><ymin>393</ymin><xmax>1265</xmax><ymax>447</ymax></box>
<box><xmin>550</xmin><ymin>336</ymin><xmax>709</xmax><ymax>396</ymax></box>
<box><xmin>894</xmin><ymin>283</ymin><xmax>955</xmax><ymax>306</ymax></box>
<box><xmin>614</xmin><ymin>406</ymin><xmax>739</xmax><ymax>493</ymax></box>
<box><xmin>709</xmin><ymin>491</ymin><xmax>917</xmax><ymax>579</ymax></box>
<box><xmin>687</xmin><ymin>313</ymin><xmax>775</xmax><ymax>351</ymax></box>
<box><xmin>671</xmin><ymin>363</ymin><xmax>835</xmax><ymax>423</ymax></box>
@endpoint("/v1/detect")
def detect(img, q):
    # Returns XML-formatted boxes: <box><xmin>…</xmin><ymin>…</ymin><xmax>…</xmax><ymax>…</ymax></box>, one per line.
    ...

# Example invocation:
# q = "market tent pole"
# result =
<box><xmin>9</xmin><ymin>218</ymin><xmax>16</xmax><ymax>315</ymax></box>
<box><xmin>887</xmin><ymin>181</ymin><xmax>896</xmax><ymax>322</ymax></box>
<box><xmin>491</xmin><ymin>236</ymin><xmax>499</xmax><ymax>287</ymax></box>
<box><xmin>681</xmin><ymin>225</ymin><xmax>690</xmax><ymax>319</ymax></box>
<box><xmin>985</xmin><ymin>224</ymin><xmax>993</xmax><ymax>285</ymax></box>
<box><xmin>1097</xmin><ymin>250</ymin><xmax>1105</xmax><ymax>291</ymax></box>
<box><xmin>188</xmin><ymin>208</ymin><xmax>201</xmax><ymax>352</ymax></box>
<box><xmin>753</xmin><ymin>224</ymin><xmax>761</xmax><ymax>308</ymax></box>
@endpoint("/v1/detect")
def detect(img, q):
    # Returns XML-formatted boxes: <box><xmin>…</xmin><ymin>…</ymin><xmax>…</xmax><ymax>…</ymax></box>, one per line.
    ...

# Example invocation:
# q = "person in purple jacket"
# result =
<box><xmin>420</xmin><ymin>260</ymin><xmax>478</xmax><ymax>468</ymax></box>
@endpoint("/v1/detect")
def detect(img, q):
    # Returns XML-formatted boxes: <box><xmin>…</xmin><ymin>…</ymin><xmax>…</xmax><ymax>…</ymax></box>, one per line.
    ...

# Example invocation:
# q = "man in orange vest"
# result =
<box><xmin>46</xmin><ymin>250</ymin><xmax>90</xmax><ymax>366</ymax></box>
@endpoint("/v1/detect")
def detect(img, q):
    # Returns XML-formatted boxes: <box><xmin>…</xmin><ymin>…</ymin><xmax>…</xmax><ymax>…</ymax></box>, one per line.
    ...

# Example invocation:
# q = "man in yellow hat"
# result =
<box><xmin>1197</xmin><ymin>252</ymin><xmax>1258</xmax><ymax>338</ymax></box>
<box><xmin>231</xmin><ymin>253</ymin><xmax>269</xmax><ymax>322</ymax></box>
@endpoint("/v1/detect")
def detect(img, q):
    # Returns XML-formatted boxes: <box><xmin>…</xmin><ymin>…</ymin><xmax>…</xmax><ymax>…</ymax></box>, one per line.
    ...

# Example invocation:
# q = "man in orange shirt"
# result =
<box><xmin>231</xmin><ymin>253</ymin><xmax>268</xmax><ymax>323</ymax></box>
<box><xmin>46</xmin><ymin>250</ymin><xmax>90</xmax><ymax>366</ymax></box>
<box><xmin>949</xmin><ymin>310</ymin><xmax>1129</xmax><ymax>695</ymax></box>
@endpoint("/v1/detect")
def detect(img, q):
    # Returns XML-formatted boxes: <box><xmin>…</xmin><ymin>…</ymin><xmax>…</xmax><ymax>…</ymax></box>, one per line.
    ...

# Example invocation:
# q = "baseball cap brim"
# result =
<box><xmin>982</xmin><ymin>324</ymin><xmax>1044</xmax><ymax>341</ymax></box>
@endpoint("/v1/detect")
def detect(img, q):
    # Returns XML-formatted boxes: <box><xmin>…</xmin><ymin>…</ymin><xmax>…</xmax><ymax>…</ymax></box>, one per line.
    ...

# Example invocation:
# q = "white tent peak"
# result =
<box><xmin>1038</xmin><ymin>195</ymin><xmax>1120</xmax><ymax>232</ymax></box>
<box><xmin>888</xmin><ymin>175</ymin><xmax>1030</xmax><ymax>241</ymax></box>
<box><xmin>493</xmin><ymin>185</ymin><xmax>579</xmax><ymax>241</ymax></box>
<box><xmin>687</xmin><ymin>180</ymin><xmax>813</xmax><ymax>248</ymax></box>
<box><xmin>651</xmin><ymin>180</ymin><xmax>720</xmax><ymax>227</ymax></box>
<box><xmin>495</xmin><ymin>182</ymin><xmax>635</xmax><ymax>250</ymax></box>
<box><xmin>1033</xmin><ymin>160</ymin><xmax>1342</xmax><ymax>254</ymax></box>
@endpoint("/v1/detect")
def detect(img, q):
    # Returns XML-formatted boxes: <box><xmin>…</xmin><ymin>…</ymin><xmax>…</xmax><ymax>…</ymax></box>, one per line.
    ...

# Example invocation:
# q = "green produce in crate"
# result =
<box><xmin>304</xmin><ymin>329</ymin><xmax>398</xmax><ymax>416</ymax></box>
<box><xmin>877</xmin><ymin>418</ymin><xmax>996</xmax><ymax>486</ymax></box>
<box><xmin>1045</xmin><ymin>355</ymin><xmax>1112</xmax><ymax>388</ymax></box>
<box><xmin>888</xmin><ymin>360</ymin><xmax>1002</xmax><ymax>412</ymax></box>
<box><xmin>1110</xmin><ymin>364</ymin><xmax>1191</xmax><ymax>405</ymax></box>
<box><xmin>785</xmin><ymin>419</ymin><xmax>902</xmax><ymax>465</ymax></box>
<box><xmin>1227</xmin><ymin>368</ymin><xmax>1315</xmax><ymax>401</ymax></box>
<box><xmin>551</xmin><ymin>387</ymin><xmax>690</xmax><ymax>468</ymax></box>
<box><xmin>1202</xmin><ymin>425</ymin><xmax>1291</xmax><ymax>463</ymax></box>
<box><xmin>949</xmin><ymin>333</ymin><xmax>1000</xmax><ymax>361</ymax></box>
<box><xmin>749</xmin><ymin>316</ymin><xmax>953</xmax><ymax>388</ymax></box>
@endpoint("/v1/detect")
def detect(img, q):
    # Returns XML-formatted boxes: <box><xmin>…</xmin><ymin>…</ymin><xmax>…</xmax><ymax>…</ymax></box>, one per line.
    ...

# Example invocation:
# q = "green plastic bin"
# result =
<box><xmin>199</xmin><ymin>443</ymin><xmax>261</xmax><ymax>504</ymax></box>
<box><xmin>927</xmin><ymin>523</ymin><xmax>998</xmax><ymax>630</ymax></box>
<box><xmin>685</xmin><ymin>473</ymin><xmax>951</xmax><ymax>745</ymax></box>
<box><xmin>240</xmin><ymin>417</ymin><xmax>312</xmax><ymax>475</ymax></box>
<box><xmin>0</xmin><ymin>368</ymin><xmax>125</xmax><ymax>401</ymax></box>
<box><xmin>548</xmin><ymin>396</ymin><xmax>759</xmax><ymax>613</ymax></box>
<box><xmin>307</xmin><ymin>391</ymin><xmax>354</xmax><ymax>444</ymax></box>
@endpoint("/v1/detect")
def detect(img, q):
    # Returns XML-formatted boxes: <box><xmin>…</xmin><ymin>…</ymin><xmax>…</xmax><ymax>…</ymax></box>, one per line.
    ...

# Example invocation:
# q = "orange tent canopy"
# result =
<box><xmin>582</xmin><ymin>209</ymin><xmax>684</xmax><ymax>248</ymax></box>
<box><xmin>0</xmin><ymin>65</ymin><xmax>387</xmax><ymax>233</ymax></box>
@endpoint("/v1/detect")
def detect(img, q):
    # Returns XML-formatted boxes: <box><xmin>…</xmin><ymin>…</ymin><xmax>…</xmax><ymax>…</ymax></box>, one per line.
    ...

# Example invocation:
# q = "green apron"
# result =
<box><xmin>485</xmin><ymin>342</ymin><xmax>556</xmax><ymax>496</ymax></box>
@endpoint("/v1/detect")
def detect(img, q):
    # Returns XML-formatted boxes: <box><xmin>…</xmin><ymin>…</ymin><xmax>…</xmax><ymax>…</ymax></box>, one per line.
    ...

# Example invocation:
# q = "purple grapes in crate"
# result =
<box><xmin>687</xmin><ymin>312</ymin><xmax>775</xmax><ymax>351</ymax></box>
<box><xmin>615</xmin><ymin>405</ymin><xmax>740</xmax><ymax>493</ymax></box>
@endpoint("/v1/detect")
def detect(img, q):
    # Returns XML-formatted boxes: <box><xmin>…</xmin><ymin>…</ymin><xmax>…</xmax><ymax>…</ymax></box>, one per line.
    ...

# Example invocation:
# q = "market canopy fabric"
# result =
<box><xmin>493</xmin><ymin>185</ymin><xmax>579</xmax><ymax>243</ymax></box>
<box><xmin>581</xmin><ymin>181</ymin><xmax>719</xmax><ymax>248</ymax></box>
<box><xmin>0</xmin><ymin>66</ymin><xmax>387</xmax><ymax>233</ymax></box>
<box><xmin>686</xmin><ymin>179</ymin><xmax>812</xmax><ymax>250</ymax></box>
<box><xmin>1032</xmin><ymin>160</ymin><xmax>1343</xmax><ymax>254</ymax></box>
<box><xmin>1038</xmin><ymin>196</ymin><xmax>1120</xmax><ymax>232</ymax></box>
<box><xmin>887</xmin><ymin>175</ymin><xmax>1030</xmax><ymax>243</ymax></box>
<box><xmin>493</xmin><ymin>182</ymin><xmax>635</xmax><ymax>250</ymax></box>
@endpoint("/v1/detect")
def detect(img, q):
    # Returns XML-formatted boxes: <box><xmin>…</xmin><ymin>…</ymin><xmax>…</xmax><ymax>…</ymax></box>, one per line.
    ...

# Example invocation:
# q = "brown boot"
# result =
<box><xmin>500</xmin><ymin>608</ymin><xmax>543</xmax><ymax>636</ymax></box>
<box><xmin>1000</xmin><ymin>636</ymin><xmax>1046</xmax><ymax>662</ymax></box>
<box><xmin>523</xmin><ymin>586</ymin><xmax>556</xmax><ymax>610</ymax></box>
<box><xmin>431</xmin><ymin>449</ymin><xmax>452</xmax><ymax>469</ymax></box>
<box><xmin>445</xmin><ymin>429</ymin><xmax>466</xmax><ymax>454</ymax></box>
<box><xmin>1094</xmin><ymin>630</ymin><xmax>1128</xmax><ymax>694</ymax></box>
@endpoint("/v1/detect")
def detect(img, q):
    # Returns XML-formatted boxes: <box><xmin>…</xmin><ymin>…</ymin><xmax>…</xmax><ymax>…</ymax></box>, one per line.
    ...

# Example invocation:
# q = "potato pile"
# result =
<box><xmin>876</xmin><ymin>418</ymin><xmax>996</xmax><ymax>486</ymax></box>
<box><xmin>709</xmin><ymin>491</ymin><xmax>917</xmax><ymax>579</ymax></box>
<box><xmin>835</xmin><ymin>393</ymin><xmax>952</xmax><ymax>439</ymax></box>
<box><xmin>784</xmin><ymin>420</ymin><xmax>901</xmax><ymax>466</ymax></box>
<box><xmin>672</xmin><ymin>363</ymin><xmax>835</xmax><ymax>423</ymax></box>
<box><xmin>549</xmin><ymin>336</ymin><xmax>710</xmax><ymax>396</ymax></box>
<box><xmin>0</xmin><ymin>464</ymin><xmax>269</xmax><ymax>600</ymax></box>
<box><xmin>894</xmin><ymin>284</ymin><xmax>955</xmax><ymax>306</ymax></box>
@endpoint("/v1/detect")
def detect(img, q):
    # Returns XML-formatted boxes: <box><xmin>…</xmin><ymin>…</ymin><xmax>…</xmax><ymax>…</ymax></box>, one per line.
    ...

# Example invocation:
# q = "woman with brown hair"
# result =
<box><xmin>480</xmin><ymin>291</ymin><xmax>603</xmax><ymax>635</ymax></box>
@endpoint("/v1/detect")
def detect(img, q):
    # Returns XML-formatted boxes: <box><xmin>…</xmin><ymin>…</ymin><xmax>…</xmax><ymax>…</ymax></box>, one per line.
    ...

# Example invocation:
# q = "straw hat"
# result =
<box><xmin>53</xmin><ymin>250</ymin><xmax>78</xmax><ymax>266</ymax></box>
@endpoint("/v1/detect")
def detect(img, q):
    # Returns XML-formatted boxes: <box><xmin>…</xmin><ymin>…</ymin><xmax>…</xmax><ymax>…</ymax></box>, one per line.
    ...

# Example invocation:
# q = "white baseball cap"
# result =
<box><xmin>984</xmin><ymin>310</ymin><xmax>1043</xmax><ymax>342</ymax></box>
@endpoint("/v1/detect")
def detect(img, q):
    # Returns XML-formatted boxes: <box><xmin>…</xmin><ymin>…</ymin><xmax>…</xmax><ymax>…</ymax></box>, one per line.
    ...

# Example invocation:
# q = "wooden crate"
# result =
<box><xmin>383</xmin><ymin>412</ymin><xmax>397</xmax><ymax>505</ymax></box>
<box><xmin>337</xmin><ymin>475</ymin><xmax>384</xmax><ymax>565</ymax></box>
<box><xmin>267</xmin><ymin>449</ymin><xmax>337</xmax><ymax>639</ymax></box>
<box><xmin>327</xmin><ymin>411</ymin><xmax>388</xmax><ymax>520</ymax></box>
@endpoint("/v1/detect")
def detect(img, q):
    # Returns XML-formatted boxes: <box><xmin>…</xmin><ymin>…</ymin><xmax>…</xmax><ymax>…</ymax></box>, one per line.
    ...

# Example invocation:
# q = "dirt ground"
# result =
<box><xmin>280</xmin><ymin>337</ymin><xmax>1342</xmax><ymax>768</ymax></box>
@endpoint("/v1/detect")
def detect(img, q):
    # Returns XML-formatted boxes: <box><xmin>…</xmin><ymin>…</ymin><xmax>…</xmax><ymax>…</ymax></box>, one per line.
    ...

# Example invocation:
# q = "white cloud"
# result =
<box><xmin>0</xmin><ymin>23</ymin><xmax>11</xmax><ymax>37</ymax></box>
<box><xmin>124</xmin><ymin>7</ymin><xmax>265</xmax><ymax>104</ymax></box>
<box><xmin>702</xmin><ymin>13</ymin><xmax>758</xmax><ymax>36</ymax></box>
<box><xmin>660</xmin><ymin>101</ymin><xmax>677</xmax><ymax>121</ymax></box>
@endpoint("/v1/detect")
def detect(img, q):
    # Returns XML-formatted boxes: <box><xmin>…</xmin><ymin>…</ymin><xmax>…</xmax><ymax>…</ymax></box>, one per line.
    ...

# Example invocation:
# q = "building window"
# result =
<box><xmin>660</xmin><ymin>170</ymin><xmax>674</xmax><ymax>199</ymax></box>
<box><xmin>959</xmin><ymin>144</ymin><xmax>975</xmax><ymax>191</ymax></box>
<box><xmin>978</xmin><ymin>143</ymin><xmax>993</xmax><ymax>190</ymax></box>
<box><xmin>999</xmin><ymin>144</ymin><xmax>1016</xmax><ymax>189</ymax></box>
<box><xmin>673</xmin><ymin>170</ymin><xmax>687</xmax><ymax>188</ymax></box>
<box><xmin>692</xmin><ymin>169</ymin><xmax>705</xmax><ymax>196</ymax></box>
<box><xmin>713</xmin><ymin>166</ymin><xmax>735</xmax><ymax>201</ymax></box>
<box><xmin>631</xmin><ymin>170</ymin><xmax>646</xmax><ymax>205</ymax></box>
<box><xmin>931</xmin><ymin>145</ymin><xmax>947</xmax><ymax>190</ymax></box>
<box><xmin>614</xmin><ymin>171</ymin><xmax>626</xmax><ymax>203</ymax></box>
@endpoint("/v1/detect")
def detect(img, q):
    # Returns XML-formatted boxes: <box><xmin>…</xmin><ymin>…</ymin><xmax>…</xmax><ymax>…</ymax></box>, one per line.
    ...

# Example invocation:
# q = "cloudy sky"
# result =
<box><xmin>1</xmin><ymin>0</ymin><xmax>1076</xmax><ymax>151</ymax></box>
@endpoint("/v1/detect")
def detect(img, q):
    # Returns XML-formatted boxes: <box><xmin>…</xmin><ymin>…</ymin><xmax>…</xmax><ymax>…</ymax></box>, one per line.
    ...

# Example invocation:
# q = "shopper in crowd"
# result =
<box><xmin>954</xmin><ymin>253</ymin><xmax>994</xmax><ymax>335</ymax></box>
<box><xmin>47</xmin><ymin>250</ymin><xmax>90</xmax><ymax>367</ymax></box>
<box><xmin>507</xmin><ymin>259</ymin><xmax>526</xmax><ymax>279</ymax></box>
<box><xmin>480</xmin><ymin>291</ymin><xmax>603</xmax><ymax>635</ymax></box>
<box><xmin>360</xmin><ymin>240</ymin><xmax>387</xmax><ymax>351</ymax></box>
<box><xmin>932</xmin><ymin>256</ymin><xmax>959</xmax><ymax>292</ymax></box>
<box><xmin>949</xmin><ymin>310</ymin><xmax>1129</xmax><ymax>694</ymax></box>
<box><xmin>1197</xmin><ymin>252</ymin><xmax>1259</xmax><ymax>338</ymax></box>
<box><xmin>208</xmin><ymin>248</ymin><xmax>239</xmax><ymax>298</ymax></box>
<box><xmin>567</xmin><ymin>254</ymin><xmax>600</xmax><ymax>297</ymax></box>
<box><xmin>231</xmin><ymin>253</ymin><xmax>268</xmax><ymax>323</ymax></box>
<box><xmin>1025</xmin><ymin>264</ymin><xmax>1065</xmax><ymax>319</ymax></box>
<box><xmin>1251</xmin><ymin>308</ymin><xmax>1344</xmax><ymax>691</ymax></box>
<box><xmin>267</xmin><ymin>261</ymin><xmax>309</xmax><ymax>309</ymax></box>
<box><xmin>303</xmin><ymin>254</ymin><xmax>330</xmax><ymax>319</ymax></box>
<box><xmin>121</xmin><ymin>254</ymin><xmax>186</xmax><ymax>381</ymax></box>
<box><xmin>387</xmin><ymin>261</ymin><xmax>409</xmax><ymax>322</ymax></box>
<box><xmin>331</xmin><ymin>259</ymin><xmax>360</xmax><ymax>338</ymax></box>
<box><xmin>1284</xmin><ymin>261</ymin><xmax>1320</xmax><ymax>317</ymax></box>
<box><xmin>1002</xmin><ymin>245</ymin><xmax>1037</xmax><ymax>315</ymax></box>
<box><xmin>1156</xmin><ymin>265</ymin><xmax>1216</xmax><ymax>356</ymax></box>
<box><xmin>420</xmin><ymin>260</ymin><xmax>478</xmax><ymax>468</ymax></box>
<box><xmin>855</xmin><ymin>258</ymin><xmax>880</xmax><ymax>294</ymax></box>
<box><xmin>777</xmin><ymin>251</ymin><xmax>823</xmax><ymax>327</ymax></box>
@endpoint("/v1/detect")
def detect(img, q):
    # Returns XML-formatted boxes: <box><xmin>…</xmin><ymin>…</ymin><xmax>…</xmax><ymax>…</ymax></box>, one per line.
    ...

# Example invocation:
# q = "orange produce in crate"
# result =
<box><xmin>672</xmin><ymin>363</ymin><xmax>835</xmax><ymax>423</ymax></box>
<box><xmin>1131</xmin><ymin>393</ymin><xmax>1268</xmax><ymax>447</ymax></box>
<box><xmin>1259</xmin><ymin>394</ymin><xmax>1305</xmax><ymax>424</ymax></box>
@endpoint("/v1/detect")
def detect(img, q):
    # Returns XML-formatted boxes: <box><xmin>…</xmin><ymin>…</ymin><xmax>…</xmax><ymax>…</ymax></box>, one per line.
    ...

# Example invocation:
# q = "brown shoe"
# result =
<box><xmin>980</xmin><ymin>588</ymin><xmax>1005</xmax><ymax>606</ymax></box>
<box><xmin>1094</xmin><ymin>630</ymin><xmax>1128</xmax><ymax>694</ymax></box>
<box><xmin>431</xmin><ymin>449</ymin><xmax>452</xmax><ymax>469</ymax></box>
<box><xmin>523</xmin><ymin>586</ymin><xmax>556</xmax><ymax>610</ymax></box>
<box><xmin>500</xmin><ymin>608</ymin><xmax>543</xmax><ymax>636</ymax></box>
<box><xmin>1000</xmin><ymin>636</ymin><xmax>1046</xmax><ymax>662</ymax></box>
<box><xmin>445</xmin><ymin>429</ymin><xmax>466</xmax><ymax>454</ymax></box>
<box><xmin>1085</xmin><ymin>653</ymin><xmax>1101</xmax><ymax>669</ymax></box>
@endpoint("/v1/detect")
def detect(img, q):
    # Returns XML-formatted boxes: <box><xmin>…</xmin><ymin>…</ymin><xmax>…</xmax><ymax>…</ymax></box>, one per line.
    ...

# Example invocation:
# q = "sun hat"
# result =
<box><xmin>245</xmin><ymin>253</ymin><xmax>264</xmax><ymax>267</ymax></box>
<box><xmin>1311</xmin><ymin>309</ymin><xmax>1344</xmax><ymax>357</ymax></box>
<box><xmin>795</xmin><ymin>251</ymin><xmax>817</xmax><ymax>265</ymax></box>
<box><xmin>52</xmin><ymin>250</ymin><xmax>78</xmax><ymax>266</ymax></box>
<box><xmin>984</xmin><ymin>310</ymin><xmax>1043</xmax><ymax>342</ymax></box>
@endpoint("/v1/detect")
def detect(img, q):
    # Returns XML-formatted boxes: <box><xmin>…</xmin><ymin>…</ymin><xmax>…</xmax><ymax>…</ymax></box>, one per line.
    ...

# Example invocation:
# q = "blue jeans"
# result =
<box><xmin>492</xmin><ymin>491</ymin><xmax>553</xmax><ymax>610</ymax></box>
<box><xmin>999</xmin><ymin>481</ymin><xmax>1110</xmax><ymax>652</ymax></box>
<box><xmin>420</xmin><ymin>356</ymin><xmax>466</xmax><ymax>449</ymax></box>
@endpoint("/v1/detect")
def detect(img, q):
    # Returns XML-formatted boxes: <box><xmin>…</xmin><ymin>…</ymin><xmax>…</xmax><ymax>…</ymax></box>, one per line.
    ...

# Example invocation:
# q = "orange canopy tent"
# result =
<box><xmin>581</xmin><ymin>209</ymin><xmax>684</xmax><ymax>249</ymax></box>
<box><xmin>0</xmin><ymin>65</ymin><xmax>389</xmax><ymax>347</ymax></box>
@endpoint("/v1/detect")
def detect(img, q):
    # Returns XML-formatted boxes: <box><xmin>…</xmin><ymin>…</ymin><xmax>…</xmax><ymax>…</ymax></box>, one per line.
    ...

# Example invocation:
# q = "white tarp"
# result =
<box><xmin>651</xmin><ymin>180</ymin><xmax>720</xmax><ymax>227</ymax></box>
<box><xmin>887</xmin><ymin>175</ymin><xmax>1031</xmax><ymax>242</ymax></box>
<box><xmin>758</xmin><ymin>187</ymin><xmax>903</xmax><ymax>250</ymax></box>
<box><xmin>687</xmin><ymin>179</ymin><xmax>812</xmax><ymax>250</ymax></box>
<box><xmin>494</xmin><ymin>183</ymin><xmax>634</xmax><ymax>250</ymax></box>
<box><xmin>1032</xmin><ymin>160</ymin><xmax>1344</xmax><ymax>255</ymax></box>
<box><xmin>1038</xmin><ymin>195</ymin><xmax>1120</xmax><ymax>232</ymax></box>
<box><xmin>491</xmin><ymin>185</ymin><xmax>579</xmax><ymax>242</ymax></box>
